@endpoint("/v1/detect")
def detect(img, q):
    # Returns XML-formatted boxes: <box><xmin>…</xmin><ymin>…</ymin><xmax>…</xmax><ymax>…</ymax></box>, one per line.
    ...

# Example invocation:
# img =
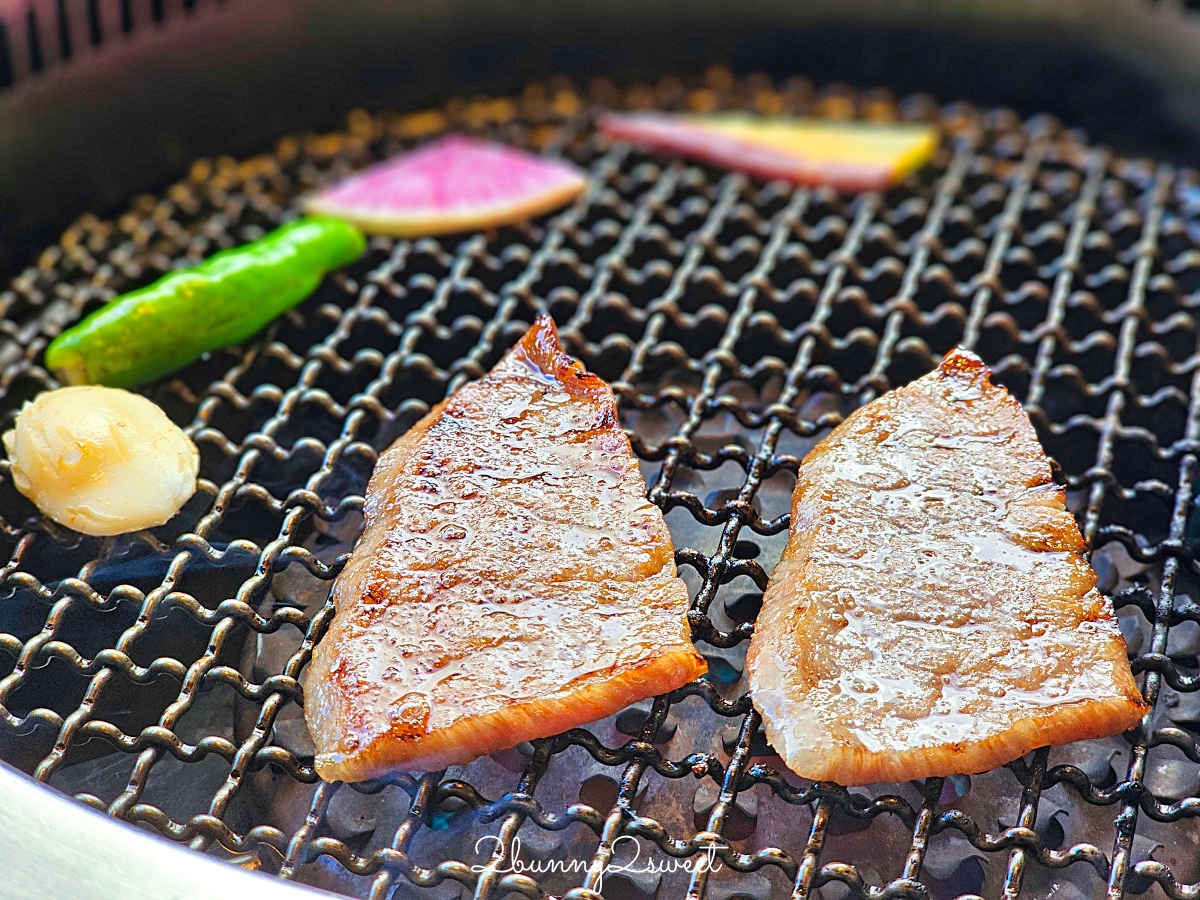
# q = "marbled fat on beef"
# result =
<box><xmin>747</xmin><ymin>349</ymin><xmax>1147</xmax><ymax>786</ymax></box>
<box><xmin>306</xmin><ymin>315</ymin><xmax>705</xmax><ymax>781</ymax></box>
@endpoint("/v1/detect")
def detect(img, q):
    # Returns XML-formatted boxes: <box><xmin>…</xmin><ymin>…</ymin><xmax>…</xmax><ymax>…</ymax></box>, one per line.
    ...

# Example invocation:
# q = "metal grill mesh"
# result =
<box><xmin>1</xmin><ymin>69</ymin><xmax>1199</xmax><ymax>899</ymax></box>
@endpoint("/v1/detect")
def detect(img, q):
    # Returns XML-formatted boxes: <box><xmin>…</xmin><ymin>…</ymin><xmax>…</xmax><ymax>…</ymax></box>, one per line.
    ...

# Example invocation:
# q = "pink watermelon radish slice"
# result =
<box><xmin>305</xmin><ymin>134</ymin><xmax>587</xmax><ymax>236</ymax></box>
<box><xmin>599</xmin><ymin>113</ymin><xmax>938</xmax><ymax>192</ymax></box>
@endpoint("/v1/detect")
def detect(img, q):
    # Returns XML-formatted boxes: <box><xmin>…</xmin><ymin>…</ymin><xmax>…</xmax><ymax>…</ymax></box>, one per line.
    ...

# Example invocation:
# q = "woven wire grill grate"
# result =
<box><xmin>0</xmin><ymin>69</ymin><xmax>1199</xmax><ymax>900</ymax></box>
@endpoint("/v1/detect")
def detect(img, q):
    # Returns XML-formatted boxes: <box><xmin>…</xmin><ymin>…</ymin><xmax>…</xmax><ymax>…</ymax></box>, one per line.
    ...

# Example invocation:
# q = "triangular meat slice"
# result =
<box><xmin>599</xmin><ymin>113</ymin><xmax>937</xmax><ymax>191</ymax></box>
<box><xmin>306</xmin><ymin>315</ymin><xmax>706</xmax><ymax>781</ymax></box>
<box><xmin>304</xmin><ymin>134</ymin><xmax>586</xmax><ymax>236</ymax></box>
<box><xmin>747</xmin><ymin>349</ymin><xmax>1147</xmax><ymax>786</ymax></box>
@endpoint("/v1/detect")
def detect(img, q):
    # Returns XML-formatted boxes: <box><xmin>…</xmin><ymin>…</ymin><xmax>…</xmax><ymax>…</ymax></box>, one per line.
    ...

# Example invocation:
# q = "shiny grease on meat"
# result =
<box><xmin>746</xmin><ymin>348</ymin><xmax>1147</xmax><ymax>786</ymax></box>
<box><xmin>305</xmin><ymin>315</ymin><xmax>705</xmax><ymax>781</ymax></box>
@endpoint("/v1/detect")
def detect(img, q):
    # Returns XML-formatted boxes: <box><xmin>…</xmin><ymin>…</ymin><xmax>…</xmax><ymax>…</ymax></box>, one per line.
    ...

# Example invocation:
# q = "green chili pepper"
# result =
<box><xmin>45</xmin><ymin>216</ymin><xmax>366</xmax><ymax>388</ymax></box>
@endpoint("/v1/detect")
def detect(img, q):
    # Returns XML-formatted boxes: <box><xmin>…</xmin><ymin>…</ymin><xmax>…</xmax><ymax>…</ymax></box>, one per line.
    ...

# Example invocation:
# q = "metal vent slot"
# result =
<box><xmin>0</xmin><ymin>22</ymin><xmax>13</xmax><ymax>87</ymax></box>
<box><xmin>55</xmin><ymin>0</ymin><xmax>71</xmax><ymax>60</ymax></box>
<box><xmin>0</xmin><ymin>0</ymin><xmax>212</xmax><ymax>88</ymax></box>
<box><xmin>0</xmin><ymin>74</ymin><xmax>1197</xmax><ymax>900</ymax></box>
<box><xmin>25</xmin><ymin>7</ymin><xmax>43</xmax><ymax>73</ymax></box>
<box><xmin>86</xmin><ymin>0</ymin><xmax>102</xmax><ymax>46</ymax></box>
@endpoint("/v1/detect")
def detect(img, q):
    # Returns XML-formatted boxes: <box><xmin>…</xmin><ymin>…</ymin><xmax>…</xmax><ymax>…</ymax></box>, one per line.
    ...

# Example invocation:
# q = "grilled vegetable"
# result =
<box><xmin>599</xmin><ymin>113</ymin><xmax>938</xmax><ymax>191</ymax></box>
<box><xmin>4</xmin><ymin>386</ymin><xmax>199</xmax><ymax>536</ymax></box>
<box><xmin>305</xmin><ymin>134</ymin><xmax>586</xmax><ymax>236</ymax></box>
<box><xmin>45</xmin><ymin>217</ymin><xmax>365</xmax><ymax>388</ymax></box>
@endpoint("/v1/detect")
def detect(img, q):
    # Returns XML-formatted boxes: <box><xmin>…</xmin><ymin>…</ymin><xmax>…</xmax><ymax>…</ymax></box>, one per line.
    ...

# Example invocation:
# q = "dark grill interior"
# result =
<box><xmin>1</xmin><ymin>71</ymin><xmax>1199</xmax><ymax>899</ymax></box>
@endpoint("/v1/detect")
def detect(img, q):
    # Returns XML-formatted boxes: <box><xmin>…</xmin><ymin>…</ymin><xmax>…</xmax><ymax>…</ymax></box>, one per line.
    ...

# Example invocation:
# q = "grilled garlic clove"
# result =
<box><xmin>3</xmin><ymin>386</ymin><xmax>199</xmax><ymax>536</ymax></box>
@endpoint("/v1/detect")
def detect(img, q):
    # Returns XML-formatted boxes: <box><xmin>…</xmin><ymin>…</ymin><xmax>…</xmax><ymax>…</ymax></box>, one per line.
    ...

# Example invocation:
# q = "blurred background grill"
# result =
<box><xmin>2</xmin><ymin>3</ymin><xmax>1200</xmax><ymax>899</ymax></box>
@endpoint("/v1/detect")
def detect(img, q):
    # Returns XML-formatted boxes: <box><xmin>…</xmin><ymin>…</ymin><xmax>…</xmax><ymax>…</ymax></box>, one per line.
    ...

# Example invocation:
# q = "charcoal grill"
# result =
<box><xmin>2</xmin><ymin>51</ymin><xmax>1200</xmax><ymax>900</ymax></box>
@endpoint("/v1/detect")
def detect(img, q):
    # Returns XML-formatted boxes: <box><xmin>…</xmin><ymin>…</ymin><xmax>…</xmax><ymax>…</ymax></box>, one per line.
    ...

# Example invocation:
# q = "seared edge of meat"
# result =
<box><xmin>306</xmin><ymin>316</ymin><xmax>705</xmax><ymax>781</ymax></box>
<box><xmin>746</xmin><ymin>348</ymin><xmax>1147</xmax><ymax>786</ymax></box>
